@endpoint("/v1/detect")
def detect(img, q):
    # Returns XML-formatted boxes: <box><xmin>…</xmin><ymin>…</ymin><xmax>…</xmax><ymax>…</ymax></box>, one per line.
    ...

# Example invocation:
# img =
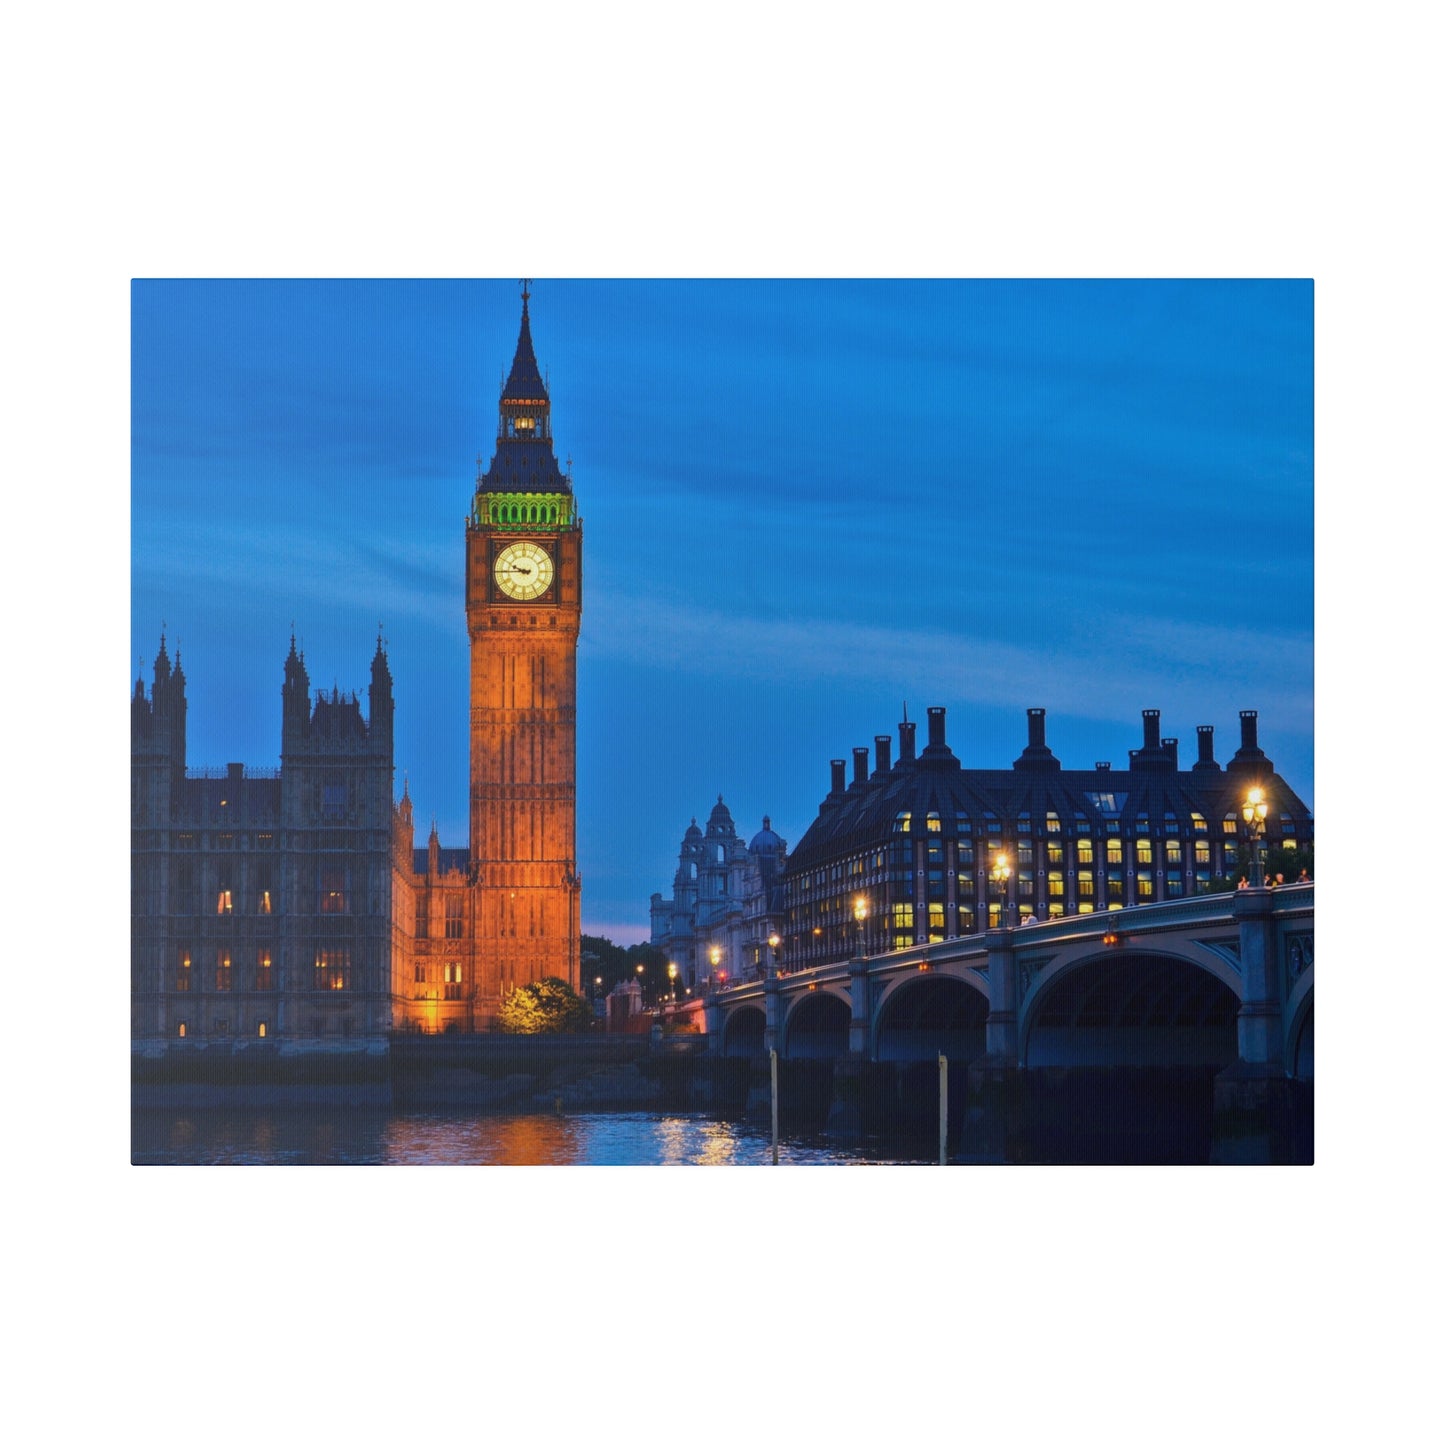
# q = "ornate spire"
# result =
<box><xmin>502</xmin><ymin>283</ymin><xmax>548</xmax><ymax>404</ymax></box>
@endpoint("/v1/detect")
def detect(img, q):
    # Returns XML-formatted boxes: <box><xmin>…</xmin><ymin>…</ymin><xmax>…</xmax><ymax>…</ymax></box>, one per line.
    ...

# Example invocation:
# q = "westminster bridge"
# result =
<box><xmin>698</xmin><ymin>884</ymin><xmax>1313</xmax><ymax>1161</ymax></box>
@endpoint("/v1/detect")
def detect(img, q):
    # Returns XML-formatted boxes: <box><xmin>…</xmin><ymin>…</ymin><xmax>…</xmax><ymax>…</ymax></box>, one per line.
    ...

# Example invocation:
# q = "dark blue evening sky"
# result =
<box><xmin>132</xmin><ymin>279</ymin><xmax>1313</xmax><ymax>942</ymax></box>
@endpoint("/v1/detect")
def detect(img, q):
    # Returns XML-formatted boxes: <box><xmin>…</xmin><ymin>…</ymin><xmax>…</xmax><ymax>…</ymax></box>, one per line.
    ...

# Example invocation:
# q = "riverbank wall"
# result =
<box><xmin>132</xmin><ymin>1036</ymin><xmax>1311</xmax><ymax>1162</ymax></box>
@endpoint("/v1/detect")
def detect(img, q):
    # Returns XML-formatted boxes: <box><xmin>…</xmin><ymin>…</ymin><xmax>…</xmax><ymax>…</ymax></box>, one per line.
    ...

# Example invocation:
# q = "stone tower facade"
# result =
<box><xmin>463</xmin><ymin>288</ymin><xmax>583</xmax><ymax>1001</ymax></box>
<box><xmin>131</xmin><ymin>633</ymin><xmax>396</xmax><ymax>1042</ymax></box>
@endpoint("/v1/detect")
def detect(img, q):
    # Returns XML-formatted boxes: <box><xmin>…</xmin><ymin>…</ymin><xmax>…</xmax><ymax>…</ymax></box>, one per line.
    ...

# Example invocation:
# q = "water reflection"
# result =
<box><xmin>132</xmin><ymin>1109</ymin><xmax>906</xmax><ymax>1166</ymax></box>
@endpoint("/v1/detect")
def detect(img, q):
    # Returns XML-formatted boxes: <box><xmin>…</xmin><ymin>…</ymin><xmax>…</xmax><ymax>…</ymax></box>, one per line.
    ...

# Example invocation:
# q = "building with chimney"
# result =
<box><xmin>780</xmin><ymin>705</ymin><xmax>1312</xmax><ymax>969</ymax></box>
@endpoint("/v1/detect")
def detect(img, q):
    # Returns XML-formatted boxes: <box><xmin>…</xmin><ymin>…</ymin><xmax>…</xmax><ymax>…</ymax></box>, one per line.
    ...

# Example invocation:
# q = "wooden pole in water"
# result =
<box><xmin>939</xmin><ymin>1052</ymin><xmax>948</xmax><ymax>1165</ymax></box>
<box><xmin>771</xmin><ymin>1048</ymin><xmax>779</xmax><ymax>1165</ymax></box>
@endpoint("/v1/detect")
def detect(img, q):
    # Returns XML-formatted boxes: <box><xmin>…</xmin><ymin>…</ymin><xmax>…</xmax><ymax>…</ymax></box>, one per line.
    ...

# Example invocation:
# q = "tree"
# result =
<box><xmin>1197</xmin><ymin>844</ymin><xmax>1314</xmax><ymax>894</ymax></box>
<box><xmin>497</xmin><ymin>977</ymin><xmax>593</xmax><ymax>1034</ymax></box>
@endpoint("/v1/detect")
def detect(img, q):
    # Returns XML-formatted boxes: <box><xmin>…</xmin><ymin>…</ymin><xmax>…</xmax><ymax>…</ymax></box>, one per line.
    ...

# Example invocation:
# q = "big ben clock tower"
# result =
<box><xmin>466</xmin><ymin>284</ymin><xmax>582</xmax><ymax>1003</ymax></box>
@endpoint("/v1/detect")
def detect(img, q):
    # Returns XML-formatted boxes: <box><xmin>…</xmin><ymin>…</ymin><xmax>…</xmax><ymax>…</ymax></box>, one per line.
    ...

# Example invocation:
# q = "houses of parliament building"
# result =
<box><xmin>130</xmin><ymin>290</ymin><xmax>582</xmax><ymax>1042</ymax></box>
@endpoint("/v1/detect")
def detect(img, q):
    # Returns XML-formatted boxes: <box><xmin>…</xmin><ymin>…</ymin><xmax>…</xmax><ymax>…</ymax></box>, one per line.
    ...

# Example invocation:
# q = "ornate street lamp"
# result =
<box><xmin>667</xmin><ymin>960</ymin><xmax>678</xmax><ymax>1002</ymax></box>
<box><xmin>1242</xmin><ymin>785</ymin><xmax>1270</xmax><ymax>887</ymax></box>
<box><xmin>990</xmin><ymin>852</ymin><xmax>1013</xmax><ymax>929</ymax></box>
<box><xmin>767</xmin><ymin>931</ymin><xmax>781</xmax><ymax>978</ymax></box>
<box><xmin>709</xmin><ymin>943</ymin><xmax>721</xmax><ymax>993</ymax></box>
<box><xmin>853</xmin><ymin>895</ymin><xmax>868</xmax><ymax>957</ymax></box>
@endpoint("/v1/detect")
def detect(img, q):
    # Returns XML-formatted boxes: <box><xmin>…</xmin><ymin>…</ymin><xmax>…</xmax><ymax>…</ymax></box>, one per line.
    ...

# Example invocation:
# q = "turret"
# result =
<box><xmin>369</xmin><ymin>633</ymin><xmax>393</xmax><ymax>747</ymax></box>
<box><xmin>282</xmin><ymin>633</ymin><xmax>311</xmax><ymax>753</ymax></box>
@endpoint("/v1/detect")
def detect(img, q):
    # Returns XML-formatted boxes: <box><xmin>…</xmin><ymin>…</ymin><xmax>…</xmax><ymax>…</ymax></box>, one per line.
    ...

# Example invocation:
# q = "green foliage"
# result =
<box><xmin>581</xmin><ymin>935</ymin><xmax>670</xmax><ymax>1003</ymax></box>
<box><xmin>497</xmin><ymin>977</ymin><xmax>593</xmax><ymax>1034</ymax></box>
<box><xmin>1197</xmin><ymin>845</ymin><xmax>1314</xmax><ymax>894</ymax></box>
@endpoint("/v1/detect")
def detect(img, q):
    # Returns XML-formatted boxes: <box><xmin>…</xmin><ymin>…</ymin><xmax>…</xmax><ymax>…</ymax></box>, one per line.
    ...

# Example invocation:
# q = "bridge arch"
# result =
<box><xmin>874</xmin><ymin>973</ymin><xmax>988</xmax><ymax>1063</ymax></box>
<box><xmin>1284</xmin><ymin>968</ymin><xmax>1313</xmax><ymax>1080</ymax></box>
<box><xmin>782</xmin><ymin>988</ymin><xmax>851</xmax><ymax>1060</ymax></box>
<box><xmin>720</xmin><ymin>1004</ymin><xmax>766</xmax><ymax>1058</ymax></box>
<box><xmin>1020</xmin><ymin>947</ymin><xmax>1239</xmax><ymax>1069</ymax></box>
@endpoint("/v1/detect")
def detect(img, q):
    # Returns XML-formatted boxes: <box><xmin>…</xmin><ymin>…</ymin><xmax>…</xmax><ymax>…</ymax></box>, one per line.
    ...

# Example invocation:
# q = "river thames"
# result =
<box><xmin>131</xmin><ymin>1107</ymin><xmax>948</xmax><ymax>1165</ymax></box>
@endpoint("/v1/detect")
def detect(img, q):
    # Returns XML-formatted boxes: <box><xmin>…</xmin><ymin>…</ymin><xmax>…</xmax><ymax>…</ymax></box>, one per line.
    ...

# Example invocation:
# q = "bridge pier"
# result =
<box><xmin>1212</xmin><ymin>888</ymin><xmax>1307</xmax><ymax>1162</ymax></box>
<box><xmin>848</xmin><ymin>952</ymin><xmax>870</xmax><ymax>1056</ymax></box>
<box><xmin>983</xmin><ymin>927</ymin><xmax>1019</xmax><ymax>1065</ymax></box>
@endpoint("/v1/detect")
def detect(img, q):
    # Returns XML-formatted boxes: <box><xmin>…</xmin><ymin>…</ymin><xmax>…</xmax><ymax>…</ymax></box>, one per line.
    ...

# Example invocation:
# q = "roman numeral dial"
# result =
<box><xmin>494</xmin><ymin>541</ymin><xmax>555</xmax><ymax>601</ymax></box>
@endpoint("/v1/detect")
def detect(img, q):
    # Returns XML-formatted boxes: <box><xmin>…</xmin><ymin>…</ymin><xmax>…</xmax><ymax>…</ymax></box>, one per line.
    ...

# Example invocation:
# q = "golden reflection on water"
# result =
<box><xmin>136</xmin><ymin>1109</ymin><xmax>898</xmax><ymax>1165</ymax></box>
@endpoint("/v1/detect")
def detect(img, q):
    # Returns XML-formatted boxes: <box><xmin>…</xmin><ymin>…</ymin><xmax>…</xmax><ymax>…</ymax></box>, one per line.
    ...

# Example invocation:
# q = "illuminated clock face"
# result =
<box><xmin>494</xmin><ymin>541</ymin><xmax>555</xmax><ymax>600</ymax></box>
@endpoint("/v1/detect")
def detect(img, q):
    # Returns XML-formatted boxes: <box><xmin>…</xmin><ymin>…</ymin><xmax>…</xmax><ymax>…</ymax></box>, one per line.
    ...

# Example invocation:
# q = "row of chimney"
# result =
<box><xmin>827</xmin><ymin>708</ymin><xmax>1268</xmax><ymax>795</ymax></box>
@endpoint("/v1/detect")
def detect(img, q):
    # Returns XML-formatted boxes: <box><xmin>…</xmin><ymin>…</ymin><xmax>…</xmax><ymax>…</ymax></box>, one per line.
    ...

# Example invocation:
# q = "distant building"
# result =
<box><xmin>781</xmin><ymin>706</ymin><xmax>1312</xmax><ymax>969</ymax></box>
<box><xmin>650</xmin><ymin>799</ymin><xmax>788</xmax><ymax>991</ymax></box>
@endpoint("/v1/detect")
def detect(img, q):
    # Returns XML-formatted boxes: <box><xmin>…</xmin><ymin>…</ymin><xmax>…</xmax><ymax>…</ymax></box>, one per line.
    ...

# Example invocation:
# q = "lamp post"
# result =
<box><xmin>767</xmin><ymin>931</ymin><xmax>781</xmax><ymax>979</ymax></box>
<box><xmin>853</xmin><ymin>896</ymin><xmax>868</xmax><ymax>958</ymax></box>
<box><xmin>709</xmin><ymin>943</ymin><xmax>721</xmax><ymax>994</ymax></box>
<box><xmin>635</xmin><ymin>961</ymin><xmax>646</xmax><ymax>1007</ymax></box>
<box><xmin>1242</xmin><ymin>786</ymin><xmax>1270</xmax><ymax>888</ymax></box>
<box><xmin>991</xmin><ymin>852</ymin><xmax>1013</xmax><ymax>929</ymax></box>
<box><xmin>667</xmin><ymin>960</ymin><xmax>678</xmax><ymax>1003</ymax></box>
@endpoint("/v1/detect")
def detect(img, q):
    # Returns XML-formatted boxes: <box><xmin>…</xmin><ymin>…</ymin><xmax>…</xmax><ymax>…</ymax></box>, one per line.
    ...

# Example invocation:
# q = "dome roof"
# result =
<box><xmin>684</xmin><ymin>818</ymin><xmax>702</xmax><ymax>839</ymax></box>
<box><xmin>705</xmin><ymin>795</ymin><xmax>737</xmax><ymax>836</ymax></box>
<box><xmin>749</xmin><ymin>815</ymin><xmax>784</xmax><ymax>854</ymax></box>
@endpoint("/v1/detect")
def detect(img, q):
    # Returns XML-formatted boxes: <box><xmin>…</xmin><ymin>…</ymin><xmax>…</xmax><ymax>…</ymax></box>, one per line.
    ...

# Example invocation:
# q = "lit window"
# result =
<box><xmin>1106</xmin><ymin>839</ymin><xmax>1123</xmax><ymax>866</ymax></box>
<box><xmin>893</xmin><ymin>811</ymin><xmax>912</xmax><ymax>834</ymax></box>
<box><xmin>256</xmin><ymin>950</ymin><xmax>274</xmax><ymax>990</ymax></box>
<box><xmin>216</xmin><ymin>950</ymin><xmax>233</xmax><ymax>991</ymax></box>
<box><xmin>257</xmin><ymin>1022</ymin><xmax>267</xmax><ymax>1038</ymax></box>
<box><xmin>216</xmin><ymin>889</ymin><xmax>233</xmax><ymax>915</ymax></box>
<box><xmin>1223</xmin><ymin>814</ymin><xmax>1238</xmax><ymax>835</ymax></box>
<box><xmin>1077</xmin><ymin>838</ymin><xmax>1094</xmax><ymax>866</ymax></box>
<box><xmin>1165</xmin><ymin>840</ymin><xmax>1182</xmax><ymax>866</ymax></box>
<box><xmin>314</xmin><ymin>949</ymin><xmax>350</xmax><ymax>991</ymax></box>
<box><xmin>320</xmin><ymin>869</ymin><xmax>348</xmax><ymax>915</ymax></box>
<box><xmin>1136</xmin><ymin>839</ymin><xmax>1153</xmax><ymax>866</ymax></box>
<box><xmin>1045</xmin><ymin>812</ymin><xmax>1061</xmax><ymax>833</ymax></box>
<box><xmin>1137</xmin><ymin>875</ymin><xmax>1154</xmax><ymax>899</ymax></box>
<box><xmin>258</xmin><ymin>890</ymin><xmax>272</xmax><ymax>915</ymax></box>
<box><xmin>927</xmin><ymin>903</ymin><xmax>945</xmax><ymax>941</ymax></box>
<box><xmin>1078</xmin><ymin>873</ymin><xmax>1095</xmax><ymax>898</ymax></box>
<box><xmin>1047</xmin><ymin>840</ymin><xmax>1064</xmax><ymax>866</ymax></box>
<box><xmin>1048</xmin><ymin>871</ymin><xmax>1064</xmax><ymax>898</ymax></box>
<box><xmin>1194</xmin><ymin>841</ymin><xmax>1211</xmax><ymax>868</ymax></box>
<box><xmin>176</xmin><ymin>948</ymin><xmax>192</xmax><ymax>992</ymax></box>
<box><xmin>177</xmin><ymin>1022</ymin><xmax>186</xmax><ymax>1038</ymax></box>
<box><xmin>1191</xmin><ymin>813</ymin><xmax>1208</xmax><ymax>834</ymax></box>
<box><xmin>925</xmin><ymin>812</ymin><xmax>941</xmax><ymax>833</ymax></box>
